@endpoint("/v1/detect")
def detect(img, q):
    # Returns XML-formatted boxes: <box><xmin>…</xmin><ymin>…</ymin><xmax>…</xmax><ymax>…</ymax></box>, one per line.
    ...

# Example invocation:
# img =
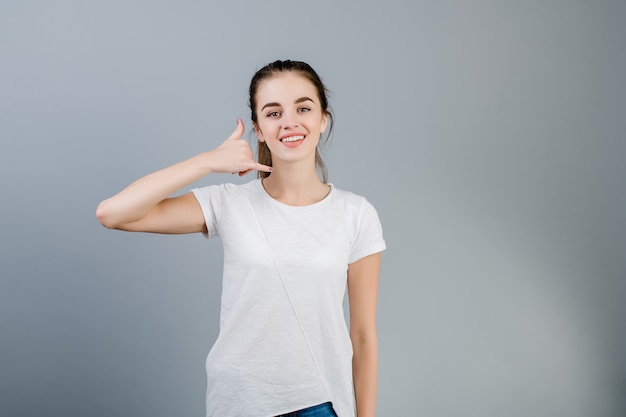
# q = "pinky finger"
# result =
<box><xmin>256</xmin><ymin>164</ymin><xmax>273</xmax><ymax>173</ymax></box>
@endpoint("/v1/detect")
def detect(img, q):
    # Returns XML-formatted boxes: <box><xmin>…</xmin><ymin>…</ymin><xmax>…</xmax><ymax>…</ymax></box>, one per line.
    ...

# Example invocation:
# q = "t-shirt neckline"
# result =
<box><xmin>257</xmin><ymin>178</ymin><xmax>334</xmax><ymax>209</ymax></box>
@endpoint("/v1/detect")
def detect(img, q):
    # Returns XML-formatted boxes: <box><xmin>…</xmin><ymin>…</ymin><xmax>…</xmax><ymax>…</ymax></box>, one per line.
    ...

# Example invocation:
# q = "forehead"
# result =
<box><xmin>255</xmin><ymin>72</ymin><xmax>318</xmax><ymax>105</ymax></box>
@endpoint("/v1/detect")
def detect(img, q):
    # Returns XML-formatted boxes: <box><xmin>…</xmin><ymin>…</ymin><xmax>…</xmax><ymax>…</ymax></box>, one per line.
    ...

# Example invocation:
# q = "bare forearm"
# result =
<box><xmin>352</xmin><ymin>336</ymin><xmax>378</xmax><ymax>417</ymax></box>
<box><xmin>96</xmin><ymin>152</ymin><xmax>213</xmax><ymax>228</ymax></box>
<box><xmin>96</xmin><ymin>119</ymin><xmax>272</xmax><ymax>231</ymax></box>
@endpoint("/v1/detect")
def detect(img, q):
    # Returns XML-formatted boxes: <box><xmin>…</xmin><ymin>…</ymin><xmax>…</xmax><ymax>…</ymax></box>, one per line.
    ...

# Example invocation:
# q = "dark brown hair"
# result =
<box><xmin>249</xmin><ymin>60</ymin><xmax>334</xmax><ymax>182</ymax></box>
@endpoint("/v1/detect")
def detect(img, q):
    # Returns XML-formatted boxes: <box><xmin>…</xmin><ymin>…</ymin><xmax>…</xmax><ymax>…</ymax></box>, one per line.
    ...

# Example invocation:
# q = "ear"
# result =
<box><xmin>320</xmin><ymin>113</ymin><xmax>329</xmax><ymax>133</ymax></box>
<box><xmin>253</xmin><ymin>122</ymin><xmax>265</xmax><ymax>142</ymax></box>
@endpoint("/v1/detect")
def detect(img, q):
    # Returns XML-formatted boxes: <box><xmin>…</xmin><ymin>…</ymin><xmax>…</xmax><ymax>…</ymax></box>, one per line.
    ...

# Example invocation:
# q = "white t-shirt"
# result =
<box><xmin>191</xmin><ymin>179</ymin><xmax>386</xmax><ymax>417</ymax></box>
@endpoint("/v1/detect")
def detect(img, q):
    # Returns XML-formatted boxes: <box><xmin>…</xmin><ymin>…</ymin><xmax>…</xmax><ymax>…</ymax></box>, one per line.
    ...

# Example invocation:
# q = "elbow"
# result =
<box><xmin>350</xmin><ymin>327</ymin><xmax>378</xmax><ymax>348</ymax></box>
<box><xmin>96</xmin><ymin>200</ymin><xmax>120</xmax><ymax>229</ymax></box>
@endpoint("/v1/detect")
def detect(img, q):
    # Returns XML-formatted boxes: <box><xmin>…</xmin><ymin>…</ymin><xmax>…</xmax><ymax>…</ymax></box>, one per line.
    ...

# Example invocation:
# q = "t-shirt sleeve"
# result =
<box><xmin>191</xmin><ymin>185</ymin><xmax>224</xmax><ymax>239</ymax></box>
<box><xmin>349</xmin><ymin>198</ymin><xmax>386</xmax><ymax>264</ymax></box>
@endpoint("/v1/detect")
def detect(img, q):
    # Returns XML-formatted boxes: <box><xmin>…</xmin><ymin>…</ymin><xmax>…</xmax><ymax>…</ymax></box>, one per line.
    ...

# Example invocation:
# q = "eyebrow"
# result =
<box><xmin>261</xmin><ymin>96</ymin><xmax>315</xmax><ymax>111</ymax></box>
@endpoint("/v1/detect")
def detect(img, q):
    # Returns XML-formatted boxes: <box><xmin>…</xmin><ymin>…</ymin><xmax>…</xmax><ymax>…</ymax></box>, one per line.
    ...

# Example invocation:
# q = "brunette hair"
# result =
<box><xmin>248</xmin><ymin>60</ymin><xmax>334</xmax><ymax>182</ymax></box>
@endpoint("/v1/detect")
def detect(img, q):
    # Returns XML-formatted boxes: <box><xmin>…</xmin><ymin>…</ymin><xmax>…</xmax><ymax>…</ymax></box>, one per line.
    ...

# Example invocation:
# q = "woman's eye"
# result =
<box><xmin>266</xmin><ymin>111</ymin><xmax>281</xmax><ymax>118</ymax></box>
<box><xmin>298</xmin><ymin>107</ymin><xmax>311</xmax><ymax>113</ymax></box>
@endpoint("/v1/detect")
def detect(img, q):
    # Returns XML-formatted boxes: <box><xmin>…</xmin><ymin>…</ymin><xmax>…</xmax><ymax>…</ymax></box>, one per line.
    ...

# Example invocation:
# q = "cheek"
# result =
<box><xmin>256</xmin><ymin>121</ymin><xmax>277</xmax><ymax>142</ymax></box>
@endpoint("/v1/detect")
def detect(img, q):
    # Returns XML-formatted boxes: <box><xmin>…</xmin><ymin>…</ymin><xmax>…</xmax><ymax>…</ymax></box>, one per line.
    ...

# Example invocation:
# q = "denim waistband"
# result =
<box><xmin>275</xmin><ymin>401</ymin><xmax>337</xmax><ymax>417</ymax></box>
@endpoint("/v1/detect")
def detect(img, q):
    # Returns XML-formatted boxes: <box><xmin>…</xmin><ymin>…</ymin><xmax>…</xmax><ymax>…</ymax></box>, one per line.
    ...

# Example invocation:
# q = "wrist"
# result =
<box><xmin>193</xmin><ymin>151</ymin><xmax>218</xmax><ymax>174</ymax></box>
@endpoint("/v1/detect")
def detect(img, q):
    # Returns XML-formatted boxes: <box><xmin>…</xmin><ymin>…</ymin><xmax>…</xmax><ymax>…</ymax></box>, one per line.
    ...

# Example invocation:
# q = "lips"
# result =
<box><xmin>279</xmin><ymin>135</ymin><xmax>305</xmax><ymax>143</ymax></box>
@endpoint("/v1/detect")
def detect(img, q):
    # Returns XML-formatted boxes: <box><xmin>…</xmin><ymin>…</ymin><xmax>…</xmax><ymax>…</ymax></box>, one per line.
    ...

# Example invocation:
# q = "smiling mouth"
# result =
<box><xmin>280</xmin><ymin>135</ymin><xmax>305</xmax><ymax>143</ymax></box>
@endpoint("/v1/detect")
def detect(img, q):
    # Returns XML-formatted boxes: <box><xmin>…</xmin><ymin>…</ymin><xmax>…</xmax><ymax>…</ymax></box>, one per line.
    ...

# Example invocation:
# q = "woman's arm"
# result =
<box><xmin>96</xmin><ymin>119</ymin><xmax>271</xmax><ymax>233</ymax></box>
<box><xmin>347</xmin><ymin>252</ymin><xmax>382</xmax><ymax>417</ymax></box>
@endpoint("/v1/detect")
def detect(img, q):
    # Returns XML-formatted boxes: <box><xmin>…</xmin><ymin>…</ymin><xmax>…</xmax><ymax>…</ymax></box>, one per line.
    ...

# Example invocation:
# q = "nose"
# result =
<box><xmin>281</xmin><ymin>110</ymin><xmax>299</xmax><ymax>129</ymax></box>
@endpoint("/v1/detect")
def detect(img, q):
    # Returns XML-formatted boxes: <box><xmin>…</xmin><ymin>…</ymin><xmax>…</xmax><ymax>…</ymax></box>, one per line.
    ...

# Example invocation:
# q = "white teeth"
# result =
<box><xmin>280</xmin><ymin>135</ymin><xmax>304</xmax><ymax>142</ymax></box>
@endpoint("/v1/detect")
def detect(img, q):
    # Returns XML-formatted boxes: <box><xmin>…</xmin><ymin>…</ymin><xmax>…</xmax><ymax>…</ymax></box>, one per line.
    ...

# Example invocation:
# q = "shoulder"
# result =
<box><xmin>192</xmin><ymin>179</ymin><xmax>260</xmax><ymax>199</ymax></box>
<box><xmin>332</xmin><ymin>186</ymin><xmax>386</xmax><ymax>262</ymax></box>
<box><xmin>190</xmin><ymin>180</ymin><xmax>261</xmax><ymax>235</ymax></box>
<box><xmin>331</xmin><ymin>185</ymin><xmax>365</xmax><ymax>205</ymax></box>
<box><xmin>330</xmin><ymin>185</ymin><xmax>378</xmax><ymax>215</ymax></box>
<box><xmin>190</xmin><ymin>180</ymin><xmax>263</xmax><ymax>217</ymax></box>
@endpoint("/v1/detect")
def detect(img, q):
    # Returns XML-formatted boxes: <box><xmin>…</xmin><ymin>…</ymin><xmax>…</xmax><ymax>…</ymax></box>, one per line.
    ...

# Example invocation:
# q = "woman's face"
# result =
<box><xmin>254</xmin><ymin>72</ymin><xmax>328</xmax><ymax>165</ymax></box>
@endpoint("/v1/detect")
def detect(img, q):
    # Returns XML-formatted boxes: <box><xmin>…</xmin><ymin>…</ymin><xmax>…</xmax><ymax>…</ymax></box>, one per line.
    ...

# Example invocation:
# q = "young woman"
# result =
<box><xmin>96</xmin><ymin>60</ymin><xmax>385</xmax><ymax>417</ymax></box>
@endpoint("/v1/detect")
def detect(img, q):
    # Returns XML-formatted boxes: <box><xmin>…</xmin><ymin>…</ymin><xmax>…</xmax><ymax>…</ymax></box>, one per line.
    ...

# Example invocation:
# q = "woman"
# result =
<box><xmin>96</xmin><ymin>60</ymin><xmax>385</xmax><ymax>417</ymax></box>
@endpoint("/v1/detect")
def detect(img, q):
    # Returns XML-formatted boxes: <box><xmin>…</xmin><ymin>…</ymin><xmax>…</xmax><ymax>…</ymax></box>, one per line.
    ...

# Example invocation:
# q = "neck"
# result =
<box><xmin>262</xmin><ymin>160</ymin><xmax>329</xmax><ymax>206</ymax></box>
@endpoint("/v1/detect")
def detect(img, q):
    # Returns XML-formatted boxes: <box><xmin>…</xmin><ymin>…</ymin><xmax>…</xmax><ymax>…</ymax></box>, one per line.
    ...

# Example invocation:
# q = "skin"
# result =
<box><xmin>96</xmin><ymin>72</ymin><xmax>380</xmax><ymax>416</ymax></box>
<box><xmin>253</xmin><ymin>72</ymin><xmax>329</xmax><ymax>205</ymax></box>
<box><xmin>348</xmin><ymin>253</ymin><xmax>380</xmax><ymax>417</ymax></box>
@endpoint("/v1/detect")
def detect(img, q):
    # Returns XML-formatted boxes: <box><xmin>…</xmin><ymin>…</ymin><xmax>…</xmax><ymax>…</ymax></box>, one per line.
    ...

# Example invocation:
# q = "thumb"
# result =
<box><xmin>226</xmin><ymin>118</ymin><xmax>245</xmax><ymax>141</ymax></box>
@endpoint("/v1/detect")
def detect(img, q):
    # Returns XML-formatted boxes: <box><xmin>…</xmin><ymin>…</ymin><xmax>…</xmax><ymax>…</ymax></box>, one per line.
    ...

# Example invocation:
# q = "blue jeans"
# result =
<box><xmin>275</xmin><ymin>402</ymin><xmax>338</xmax><ymax>417</ymax></box>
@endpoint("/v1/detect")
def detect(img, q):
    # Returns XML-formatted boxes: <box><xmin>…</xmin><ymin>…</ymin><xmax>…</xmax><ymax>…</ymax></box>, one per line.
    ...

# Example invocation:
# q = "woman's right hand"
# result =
<box><xmin>208</xmin><ymin>118</ymin><xmax>272</xmax><ymax>176</ymax></box>
<box><xmin>96</xmin><ymin>118</ymin><xmax>271</xmax><ymax>232</ymax></box>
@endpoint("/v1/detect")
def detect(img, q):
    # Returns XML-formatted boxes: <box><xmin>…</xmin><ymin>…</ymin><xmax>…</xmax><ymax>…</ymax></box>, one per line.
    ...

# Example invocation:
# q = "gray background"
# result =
<box><xmin>1</xmin><ymin>1</ymin><xmax>625</xmax><ymax>416</ymax></box>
